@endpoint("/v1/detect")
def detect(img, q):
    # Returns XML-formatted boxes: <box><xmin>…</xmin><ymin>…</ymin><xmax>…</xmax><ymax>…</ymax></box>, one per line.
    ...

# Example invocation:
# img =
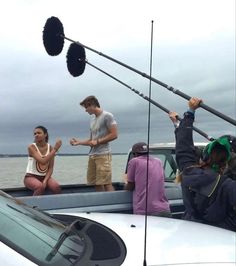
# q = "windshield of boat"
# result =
<box><xmin>125</xmin><ymin>147</ymin><xmax>177</xmax><ymax>181</ymax></box>
<box><xmin>125</xmin><ymin>144</ymin><xmax>206</xmax><ymax>181</ymax></box>
<box><xmin>0</xmin><ymin>191</ymin><xmax>127</xmax><ymax>265</ymax></box>
<box><xmin>0</xmin><ymin>191</ymin><xmax>85</xmax><ymax>265</ymax></box>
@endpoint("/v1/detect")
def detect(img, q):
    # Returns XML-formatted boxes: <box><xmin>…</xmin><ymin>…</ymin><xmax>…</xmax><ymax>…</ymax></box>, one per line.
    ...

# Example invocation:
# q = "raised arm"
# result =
<box><xmin>28</xmin><ymin>139</ymin><xmax>62</xmax><ymax>164</ymax></box>
<box><xmin>174</xmin><ymin>97</ymin><xmax>202</xmax><ymax>171</ymax></box>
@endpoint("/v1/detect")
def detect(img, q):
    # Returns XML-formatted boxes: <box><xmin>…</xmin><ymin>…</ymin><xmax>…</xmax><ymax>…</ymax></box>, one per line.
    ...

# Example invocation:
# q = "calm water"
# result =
<box><xmin>0</xmin><ymin>154</ymin><xmax>127</xmax><ymax>188</ymax></box>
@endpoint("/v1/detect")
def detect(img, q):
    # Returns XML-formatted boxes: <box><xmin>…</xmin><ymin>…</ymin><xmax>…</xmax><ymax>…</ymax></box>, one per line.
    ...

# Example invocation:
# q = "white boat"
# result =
<box><xmin>3</xmin><ymin>143</ymin><xmax>196</xmax><ymax>218</ymax></box>
<box><xmin>1</xmin><ymin>190</ymin><xmax>235</xmax><ymax>266</ymax></box>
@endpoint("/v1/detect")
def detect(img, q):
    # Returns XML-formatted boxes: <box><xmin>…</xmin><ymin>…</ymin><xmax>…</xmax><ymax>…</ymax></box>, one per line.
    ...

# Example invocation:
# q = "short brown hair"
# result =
<box><xmin>80</xmin><ymin>95</ymin><xmax>100</xmax><ymax>108</ymax></box>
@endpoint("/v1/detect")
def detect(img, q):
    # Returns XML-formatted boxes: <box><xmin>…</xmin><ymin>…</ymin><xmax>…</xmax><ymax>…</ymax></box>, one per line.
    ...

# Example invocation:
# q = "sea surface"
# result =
<box><xmin>0</xmin><ymin>154</ymin><xmax>127</xmax><ymax>188</ymax></box>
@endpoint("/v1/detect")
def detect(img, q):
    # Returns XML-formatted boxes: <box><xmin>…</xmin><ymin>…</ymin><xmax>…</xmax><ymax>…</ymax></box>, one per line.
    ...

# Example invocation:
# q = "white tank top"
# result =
<box><xmin>26</xmin><ymin>143</ymin><xmax>50</xmax><ymax>176</ymax></box>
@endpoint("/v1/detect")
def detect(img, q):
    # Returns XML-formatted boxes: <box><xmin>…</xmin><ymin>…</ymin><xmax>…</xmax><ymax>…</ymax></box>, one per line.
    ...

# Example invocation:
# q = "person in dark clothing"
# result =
<box><xmin>169</xmin><ymin>97</ymin><xmax>236</xmax><ymax>231</ymax></box>
<box><xmin>224</xmin><ymin>153</ymin><xmax>236</xmax><ymax>180</ymax></box>
<box><xmin>221</xmin><ymin>135</ymin><xmax>236</xmax><ymax>181</ymax></box>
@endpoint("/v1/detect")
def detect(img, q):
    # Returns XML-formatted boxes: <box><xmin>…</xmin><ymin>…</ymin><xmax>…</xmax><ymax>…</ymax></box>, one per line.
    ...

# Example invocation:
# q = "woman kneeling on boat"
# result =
<box><xmin>24</xmin><ymin>125</ymin><xmax>62</xmax><ymax>196</ymax></box>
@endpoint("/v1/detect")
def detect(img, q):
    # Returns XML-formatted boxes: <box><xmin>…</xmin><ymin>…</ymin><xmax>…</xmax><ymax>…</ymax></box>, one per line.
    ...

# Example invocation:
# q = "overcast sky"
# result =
<box><xmin>0</xmin><ymin>0</ymin><xmax>235</xmax><ymax>154</ymax></box>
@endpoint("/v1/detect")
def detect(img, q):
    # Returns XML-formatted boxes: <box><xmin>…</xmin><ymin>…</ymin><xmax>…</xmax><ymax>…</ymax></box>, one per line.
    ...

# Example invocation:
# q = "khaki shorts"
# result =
<box><xmin>87</xmin><ymin>154</ymin><xmax>112</xmax><ymax>185</ymax></box>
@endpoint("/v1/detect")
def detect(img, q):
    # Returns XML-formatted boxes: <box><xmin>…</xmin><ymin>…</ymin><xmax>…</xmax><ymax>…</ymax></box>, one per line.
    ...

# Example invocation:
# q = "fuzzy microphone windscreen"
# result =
<box><xmin>66</xmin><ymin>43</ymin><xmax>86</xmax><ymax>77</ymax></box>
<box><xmin>43</xmin><ymin>16</ymin><xmax>64</xmax><ymax>56</ymax></box>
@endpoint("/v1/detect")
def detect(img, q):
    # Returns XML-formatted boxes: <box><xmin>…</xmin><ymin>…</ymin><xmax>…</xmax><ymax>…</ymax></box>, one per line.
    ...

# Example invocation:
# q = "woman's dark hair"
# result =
<box><xmin>35</xmin><ymin>125</ymin><xmax>49</xmax><ymax>142</ymax></box>
<box><xmin>207</xmin><ymin>144</ymin><xmax>228</xmax><ymax>172</ymax></box>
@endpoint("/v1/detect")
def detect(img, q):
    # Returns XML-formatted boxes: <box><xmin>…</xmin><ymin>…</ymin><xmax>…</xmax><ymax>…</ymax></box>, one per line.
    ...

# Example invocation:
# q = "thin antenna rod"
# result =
<box><xmin>85</xmin><ymin>60</ymin><xmax>214</xmax><ymax>141</ymax></box>
<box><xmin>143</xmin><ymin>20</ymin><xmax>154</xmax><ymax>266</ymax></box>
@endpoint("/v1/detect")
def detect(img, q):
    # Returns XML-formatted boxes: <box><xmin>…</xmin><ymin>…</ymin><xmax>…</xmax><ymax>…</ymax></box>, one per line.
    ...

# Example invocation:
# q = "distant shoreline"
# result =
<box><xmin>0</xmin><ymin>153</ymin><xmax>126</xmax><ymax>158</ymax></box>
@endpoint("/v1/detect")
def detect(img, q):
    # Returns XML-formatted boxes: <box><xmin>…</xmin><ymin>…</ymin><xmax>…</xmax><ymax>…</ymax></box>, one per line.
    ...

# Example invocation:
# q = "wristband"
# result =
<box><xmin>173</xmin><ymin>121</ymin><xmax>180</xmax><ymax>128</ymax></box>
<box><xmin>187</xmin><ymin>108</ymin><xmax>195</xmax><ymax>114</ymax></box>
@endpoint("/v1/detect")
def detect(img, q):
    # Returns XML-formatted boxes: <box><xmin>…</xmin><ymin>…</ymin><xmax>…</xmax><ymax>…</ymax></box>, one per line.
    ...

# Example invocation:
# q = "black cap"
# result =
<box><xmin>132</xmin><ymin>142</ymin><xmax>148</xmax><ymax>154</ymax></box>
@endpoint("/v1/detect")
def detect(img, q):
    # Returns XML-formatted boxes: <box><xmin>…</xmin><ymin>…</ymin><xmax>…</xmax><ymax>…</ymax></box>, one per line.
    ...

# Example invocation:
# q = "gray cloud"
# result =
<box><xmin>0</xmin><ymin>0</ymin><xmax>235</xmax><ymax>154</ymax></box>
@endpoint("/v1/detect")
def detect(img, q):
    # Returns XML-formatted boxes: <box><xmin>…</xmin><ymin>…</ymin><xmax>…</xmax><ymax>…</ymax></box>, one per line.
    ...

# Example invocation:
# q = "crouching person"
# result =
<box><xmin>24</xmin><ymin>126</ymin><xmax>62</xmax><ymax>196</ymax></box>
<box><xmin>125</xmin><ymin>142</ymin><xmax>171</xmax><ymax>217</ymax></box>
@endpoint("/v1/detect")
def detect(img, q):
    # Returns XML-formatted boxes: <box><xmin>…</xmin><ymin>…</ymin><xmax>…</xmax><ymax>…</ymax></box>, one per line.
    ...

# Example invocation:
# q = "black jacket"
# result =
<box><xmin>175</xmin><ymin>111</ymin><xmax>236</xmax><ymax>231</ymax></box>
